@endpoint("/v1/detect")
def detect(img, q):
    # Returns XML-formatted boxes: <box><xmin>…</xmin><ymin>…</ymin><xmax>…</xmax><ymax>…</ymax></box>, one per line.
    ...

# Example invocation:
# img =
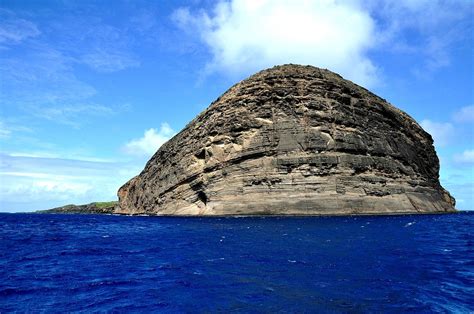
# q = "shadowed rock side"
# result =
<box><xmin>116</xmin><ymin>64</ymin><xmax>456</xmax><ymax>216</ymax></box>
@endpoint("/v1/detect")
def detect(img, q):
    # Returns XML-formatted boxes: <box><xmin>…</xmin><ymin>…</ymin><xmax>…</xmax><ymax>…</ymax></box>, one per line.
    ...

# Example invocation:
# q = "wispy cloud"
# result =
<box><xmin>0</xmin><ymin>121</ymin><xmax>12</xmax><ymax>139</ymax></box>
<box><xmin>0</xmin><ymin>9</ymin><xmax>40</xmax><ymax>46</ymax></box>
<box><xmin>365</xmin><ymin>0</ymin><xmax>472</xmax><ymax>77</ymax></box>
<box><xmin>421</xmin><ymin>103</ymin><xmax>474</xmax><ymax>210</ymax></box>
<box><xmin>454</xmin><ymin>150</ymin><xmax>474</xmax><ymax>165</ymax></box>
<box><xmin>421</xmin><ymin>104</ymin><xmax>473</xmax><ymax>150</ymax></box>
<box><xmin>0</xmin><ymin>120</ymin><xmax>33</xmax><ymax>139</ymax></box>
<box><xmin>441</xmin><ymin>181</ymin><xmax>474</xmax><ymax>210</ymax></box>
<box><xmin>129</xmin><ymin>10</ymin><xmax>158</xmax><ymax>33</ymax></box>
<box><xmin>123</xmin><ymin>123</ymin><xmax>175</xmax><ymax>158</ymax></box>
<box><xmin>420</xmin><ymin>120</ymin><xmax>454</xmax><ymax>147</ymax></box>
<box><xmin>440</xmin><ymin>165</ymin><xmax>474</xmax><ymax>210</ymax></box>
<box><xmin>453</xmin><ymin>105</ymin><xmax>474</xmax><ymax>123</ymax></box>
<box><xmin>0</xmin><ymin>153</ymin><xmax>141</xmax><ymax>212</ymax></box>
<box><xmin>0</xmin><ymin>44</ymin><xmax>99</xmax><ymax>124</ymax></box>
<box><xmin>81</xmin><ymin>50</ymin><xmax>139</xmax><ymax>73</ymax></box>
<box><xmin>44</xmin><ymin>11</ymin><xmax>143</xmax><ymax>73</ymax></box>
<box><xmin>31</xmin><ymin>103</ymin><xmax>117</xmax><ymax>127</ymax></box>
<box><xmin>0</xmin><ymin>8</ymin><xmax>141</xmax><ymax>128</ymax></box>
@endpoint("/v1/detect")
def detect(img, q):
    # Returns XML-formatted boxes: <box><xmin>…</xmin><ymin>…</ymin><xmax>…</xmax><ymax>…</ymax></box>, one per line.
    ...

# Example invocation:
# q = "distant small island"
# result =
<box><xmin>37</xmin><ymin>202</ymin><xmax>117</xmax><ymax>214</ymax></box>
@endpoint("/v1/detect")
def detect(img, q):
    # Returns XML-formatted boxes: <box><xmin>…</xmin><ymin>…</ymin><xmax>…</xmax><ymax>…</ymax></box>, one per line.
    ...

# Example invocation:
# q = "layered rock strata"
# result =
<box><xmin>117</xmin><ymin>64</ymin><xmax>455</xmax><ymax>215</ymax></box>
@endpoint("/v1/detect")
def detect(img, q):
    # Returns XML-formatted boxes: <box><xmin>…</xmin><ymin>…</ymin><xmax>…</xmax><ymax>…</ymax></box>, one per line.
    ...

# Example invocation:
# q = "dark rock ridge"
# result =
<box><xmin>37</xmin><ymin>202</ymin><xmax>117</xmax><ymax>214</ymax></box>
<box><xmin>117</xmin><ymin>64</ymin><xmax>456</xmax><ymax>216</ymax></box>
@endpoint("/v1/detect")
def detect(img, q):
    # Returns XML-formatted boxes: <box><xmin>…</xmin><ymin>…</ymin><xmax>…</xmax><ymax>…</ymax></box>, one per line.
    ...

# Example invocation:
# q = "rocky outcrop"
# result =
<box><xmin>116</xmin><ymin>64</ymin><xmax>455</xmax><ymax>216</ymax></box>
<box><xmin>37</xmin><ymin>202</ymin><xmax>117</xmax><ymax>214</ymax></box>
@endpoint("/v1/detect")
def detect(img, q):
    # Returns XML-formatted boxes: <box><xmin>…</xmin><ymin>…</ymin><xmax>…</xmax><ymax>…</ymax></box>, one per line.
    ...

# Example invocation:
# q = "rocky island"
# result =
<box><xmin>37</xmin><ymin>202</ymin><xmax>117</xmax><ymax>214</ymax></box>
<box><xmin>114</xmin><ymin>64</ymin><xmax>455</xmax><ymax>216</ymax></box>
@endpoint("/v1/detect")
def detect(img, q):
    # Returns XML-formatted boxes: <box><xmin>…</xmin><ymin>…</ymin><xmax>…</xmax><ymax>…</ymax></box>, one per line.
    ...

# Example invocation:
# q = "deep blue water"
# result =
<box><xmin>0</xmin><ymin>213</ymin><xmax>473</xmax><ymax>313</ymax></box>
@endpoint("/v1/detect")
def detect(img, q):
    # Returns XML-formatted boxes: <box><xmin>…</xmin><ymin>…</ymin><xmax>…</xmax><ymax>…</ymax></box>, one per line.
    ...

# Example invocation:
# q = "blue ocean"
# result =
<box><xmin>1</xmin><ymin>213</ymin><xmax>473</xmax><ymax>312</ymax></box>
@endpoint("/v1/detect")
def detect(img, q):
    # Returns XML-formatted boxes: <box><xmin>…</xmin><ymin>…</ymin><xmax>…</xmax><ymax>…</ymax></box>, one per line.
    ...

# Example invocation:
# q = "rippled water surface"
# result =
<box><xmin>1</xmin><ymin>212</ymin><xmax>473</xmax><ymax>312</ymax></box>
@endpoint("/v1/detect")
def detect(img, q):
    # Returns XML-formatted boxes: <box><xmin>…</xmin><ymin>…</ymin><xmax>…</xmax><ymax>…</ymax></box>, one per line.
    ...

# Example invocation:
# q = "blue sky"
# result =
<box><xmin>0</xmin><ymin>0</ymin><xmax>473</xmax><ymax>212</ymax></box>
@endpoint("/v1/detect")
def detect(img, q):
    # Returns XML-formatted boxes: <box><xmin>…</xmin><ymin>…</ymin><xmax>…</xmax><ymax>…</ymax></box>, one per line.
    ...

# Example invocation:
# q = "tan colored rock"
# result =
<box><xmin>117</xmin><ymin>64</ymin><xmax>456</xmax><ymax>215</ymax></box>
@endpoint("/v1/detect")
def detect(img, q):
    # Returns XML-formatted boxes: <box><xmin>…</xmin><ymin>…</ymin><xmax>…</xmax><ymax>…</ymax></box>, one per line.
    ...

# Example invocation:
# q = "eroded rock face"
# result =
<box><xmin>116</xmin><ymin>64</ymin><xmax>455</xmax><ymax>215</ymax></box>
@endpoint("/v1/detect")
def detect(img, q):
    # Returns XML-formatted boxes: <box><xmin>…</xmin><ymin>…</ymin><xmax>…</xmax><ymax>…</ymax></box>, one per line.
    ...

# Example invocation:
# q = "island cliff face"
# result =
<box><xmin>117</xmin><ymin>64</ymin><xmax>455</xmax><ymax>216</ymax></box>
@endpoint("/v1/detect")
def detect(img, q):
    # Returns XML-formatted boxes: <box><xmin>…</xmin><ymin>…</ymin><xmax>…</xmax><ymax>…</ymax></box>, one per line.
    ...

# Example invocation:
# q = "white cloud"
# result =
<box><xmin>173</xmin><ymin>0</ymin><xmax>378</xmax><ymax>87</ymax></box>
<box><xmin>123</xmin><ymin>123</ymin><xmax>175</xmax><ymax>157</ymax></box>
<box><xmin>420</xmin><ymin>119</ymin><xmax>454</xmax><ymax>147</ymax></box>
<box><xmin>454</xmin><ymin>150</ymin><xmax>474</xmax><ymax>164</ymax></box>
<box><xmin>173</xmin><ymin>0</ymin><xmax>472</xmax><ymax>85</ymax></box>
<box><xmin>0</xmin><ymin>121</ymin><xmax>11</xmax><ymax>139</ymax></box>
<box><xmin>453</xmin><ymin>105</ymin><xmax>474</xmax><ymax>123</ymax></box>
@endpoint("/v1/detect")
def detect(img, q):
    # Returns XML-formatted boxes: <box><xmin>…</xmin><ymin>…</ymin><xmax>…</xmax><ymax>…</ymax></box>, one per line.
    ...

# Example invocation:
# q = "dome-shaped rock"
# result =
<box><xmin>116</xmin><ymin>64</ymin><xmax>456</xmax><ymax>215</ymax></box>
